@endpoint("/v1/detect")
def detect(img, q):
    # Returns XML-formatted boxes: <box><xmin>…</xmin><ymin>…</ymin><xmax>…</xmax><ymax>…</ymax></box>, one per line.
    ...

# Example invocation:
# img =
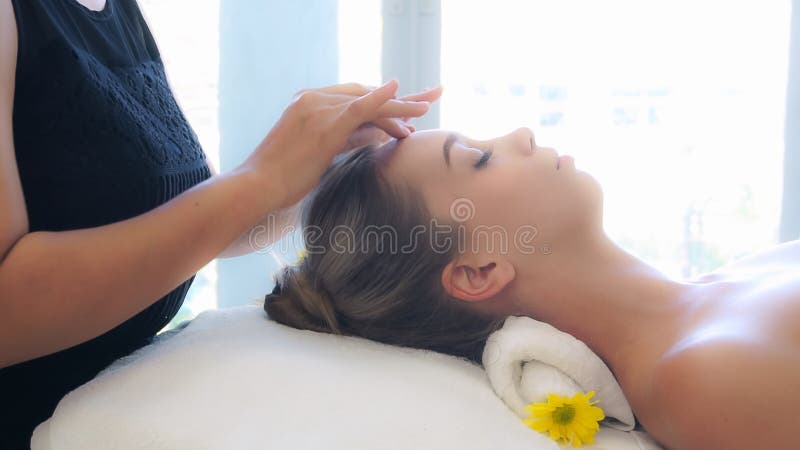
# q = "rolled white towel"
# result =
<box><xmin>482</xmin><ymin>315</ymin><xmax>636</xmax><ymax>431</ymax></box>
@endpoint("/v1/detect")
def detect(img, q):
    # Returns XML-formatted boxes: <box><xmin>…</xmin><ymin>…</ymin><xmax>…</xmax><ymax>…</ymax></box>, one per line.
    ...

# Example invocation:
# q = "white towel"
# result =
<box><xmin>482</xmin><ymin>315</ymin><xmax>637</xmax><ymax>431</ymax></box>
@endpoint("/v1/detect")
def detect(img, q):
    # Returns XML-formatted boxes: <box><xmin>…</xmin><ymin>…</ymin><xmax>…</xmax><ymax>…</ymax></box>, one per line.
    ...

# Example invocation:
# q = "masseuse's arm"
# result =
<box><xmin>207</xmin><ymin>162</ymin><xmax>303</xmax><ymax>259</ymax></box>
<box><xmin>0</xmin><ymin>0</ymin><xmax>428</xmax><ymax>368</ymax></box>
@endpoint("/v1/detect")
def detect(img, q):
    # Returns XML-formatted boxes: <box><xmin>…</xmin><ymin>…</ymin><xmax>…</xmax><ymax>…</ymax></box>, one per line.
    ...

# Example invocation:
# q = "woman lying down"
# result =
<box><xmin>264</xmin><ymin>127</ymin><xmax>799</xmax><ymax>450</ymax></box>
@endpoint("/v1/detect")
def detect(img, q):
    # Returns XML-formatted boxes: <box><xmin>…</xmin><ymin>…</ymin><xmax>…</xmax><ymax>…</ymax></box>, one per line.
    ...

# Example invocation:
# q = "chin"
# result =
<box><xmin>573</xmin><ymin>173</ymin><xmax>605</xmax><ymax>233</ymax></box>
<box><xmin>577</xmin><ymin>170</ymin><xmax>603</xmax><ymax>204</ymax></box>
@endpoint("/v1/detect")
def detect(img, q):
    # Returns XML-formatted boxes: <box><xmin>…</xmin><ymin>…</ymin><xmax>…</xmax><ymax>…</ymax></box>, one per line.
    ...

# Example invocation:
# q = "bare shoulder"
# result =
<box><xmin>649</xmin><ymin>338</ymin><xmax>800</xmax><ymax>450</ymax></box>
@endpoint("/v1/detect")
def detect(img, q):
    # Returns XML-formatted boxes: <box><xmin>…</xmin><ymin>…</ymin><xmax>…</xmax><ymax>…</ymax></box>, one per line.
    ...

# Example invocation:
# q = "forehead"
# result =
<box><xmin>383</xmin><ymin>129</ymin><xmax>449</xmax><ymax>163</ymax></box>
<box><xmin>380</xmin><ymin>129</ymin><xmax>451</xmax><ymax>184</ymax></box>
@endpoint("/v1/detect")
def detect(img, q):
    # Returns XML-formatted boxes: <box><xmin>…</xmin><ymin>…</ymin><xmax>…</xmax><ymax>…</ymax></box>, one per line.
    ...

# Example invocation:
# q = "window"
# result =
<box><xmin>338</xmin><ymin>0</ymin><xmax>383</xmax><ymax>87</ymax></box>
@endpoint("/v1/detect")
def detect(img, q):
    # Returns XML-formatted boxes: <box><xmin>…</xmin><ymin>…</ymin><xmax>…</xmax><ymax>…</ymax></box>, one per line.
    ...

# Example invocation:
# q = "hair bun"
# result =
<box><xmin>264</xmin><ymin>265</ymin><xmax>343</xmax><ymax>334</ymax></box>
<box><xmin>264</xmin><ymin>280</ymin><xmax>283</xmax><ymax>302</ymax></box>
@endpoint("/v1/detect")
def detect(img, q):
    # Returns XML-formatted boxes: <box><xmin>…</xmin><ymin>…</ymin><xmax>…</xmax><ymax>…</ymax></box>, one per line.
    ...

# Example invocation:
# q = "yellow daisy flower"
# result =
<box><xmin>523</xmin><ymin>391</ymin><xmax>606</xmax><ymax>447</ymax></box>
<box><xmin>294</xmin><ymin>249</ymin><xmax>308</xmax><ymax>266</ymax></box>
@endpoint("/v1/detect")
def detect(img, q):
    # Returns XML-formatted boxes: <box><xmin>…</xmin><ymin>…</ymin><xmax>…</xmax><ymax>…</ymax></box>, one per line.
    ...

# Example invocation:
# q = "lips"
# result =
<box><xmin>557</xmin><ymin>155</ymin><xmax>574</xmax><ymax>170</ymax></box>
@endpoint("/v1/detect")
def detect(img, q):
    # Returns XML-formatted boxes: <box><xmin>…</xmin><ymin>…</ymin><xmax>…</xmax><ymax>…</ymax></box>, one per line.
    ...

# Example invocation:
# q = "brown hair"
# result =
<box><xmin>264</xmin><ymin>144</ymin><xmax>504</xmax><ymax>365</ymax></box>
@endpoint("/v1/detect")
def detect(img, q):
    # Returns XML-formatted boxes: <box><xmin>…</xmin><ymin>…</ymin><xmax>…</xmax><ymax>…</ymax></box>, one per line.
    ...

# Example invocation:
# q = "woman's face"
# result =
<box><xmin>381</xmin><ymin>127</ymin><xmax>604</xmax><ymax>262</ymax></box>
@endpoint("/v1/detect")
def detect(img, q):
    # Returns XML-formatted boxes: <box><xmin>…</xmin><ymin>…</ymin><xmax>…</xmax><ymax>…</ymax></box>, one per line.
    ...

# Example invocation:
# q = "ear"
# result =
<box><xmin>441</xmin><ymin>257</ymin><xmax>516</xmax><ymax>303</ymax></box>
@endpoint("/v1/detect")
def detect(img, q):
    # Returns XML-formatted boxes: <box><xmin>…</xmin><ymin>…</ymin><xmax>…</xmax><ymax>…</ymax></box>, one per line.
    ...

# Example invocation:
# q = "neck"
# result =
<box><xmin>510</xmin><ymin>230</ymin><xmax>701</xmax><ymax>377</ymax></box>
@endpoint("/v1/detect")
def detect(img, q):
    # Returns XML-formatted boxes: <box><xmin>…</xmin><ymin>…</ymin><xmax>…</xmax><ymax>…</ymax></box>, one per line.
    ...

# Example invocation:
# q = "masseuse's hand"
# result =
<box><xmin>241</xmin><ymin>80</ymin><xmax>432</xmax><ymax>211</ymax></box>
<box><xmin>344</xmin><ymin>85</ymin><xmax>443</xmax><ymax>150</ymax></box>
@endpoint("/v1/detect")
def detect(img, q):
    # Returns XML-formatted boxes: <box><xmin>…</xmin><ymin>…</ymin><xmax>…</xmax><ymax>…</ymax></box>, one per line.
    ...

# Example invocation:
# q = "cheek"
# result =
<box><xmin>469</xmin><ymin>180</ymin><xmax>529</xmax><ymax>227</ymax></box>
<box><xmin>475</xmin><ymin>169</ymin><xmax>564</xmax><ymax>229</ymax></box>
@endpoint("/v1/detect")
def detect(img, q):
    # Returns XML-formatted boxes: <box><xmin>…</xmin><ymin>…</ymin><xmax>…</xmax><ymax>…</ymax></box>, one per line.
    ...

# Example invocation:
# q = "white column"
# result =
<box><xmin>382</xmin><ymin>0</ymin><xmax>441</xmax><ymax>130</ymax></box>
<box><xmin>217</xmin><ymin>0</ymin><xmax>339</xmax><ymax>308</ymax></box>
<box><xmin>780</xmin><ymin>0</ymin><xmax>800</xmax><ymax>242</ymax></box>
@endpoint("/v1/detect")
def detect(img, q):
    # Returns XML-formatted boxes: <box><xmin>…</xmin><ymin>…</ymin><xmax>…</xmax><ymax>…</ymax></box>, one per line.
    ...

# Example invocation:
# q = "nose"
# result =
<box><xmin>505</xmin><ymin>127</ymin><xmax>536</xmax><ymax>155</ymax></box>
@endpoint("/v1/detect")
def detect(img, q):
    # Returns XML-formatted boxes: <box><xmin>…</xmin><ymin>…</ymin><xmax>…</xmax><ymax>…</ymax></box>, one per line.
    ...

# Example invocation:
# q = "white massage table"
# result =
<box><xmin>31</xmin><ymin>306</ymin><xmax>663</xmax><ymax>450</ymax></box>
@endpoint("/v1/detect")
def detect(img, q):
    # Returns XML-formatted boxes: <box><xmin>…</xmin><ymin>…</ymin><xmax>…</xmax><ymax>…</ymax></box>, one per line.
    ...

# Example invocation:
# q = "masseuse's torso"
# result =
<box><xmin>3</xmin><ymin>0</ymin><xmax>211</xmax><ymax>445</ymax></box>
<box><xmin>621</xmin><ymin>239</ymin><xmax>799</xmax><ymax>442</ymax></box>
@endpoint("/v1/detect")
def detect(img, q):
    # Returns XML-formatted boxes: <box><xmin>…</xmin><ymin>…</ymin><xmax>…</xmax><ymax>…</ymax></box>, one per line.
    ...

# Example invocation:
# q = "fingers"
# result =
<box><xmin>315</xmin><ymin>82</ymin><xmax>375</xmax><ymax>96</ymax></box>
<box><xmin>303</xmin><ymin>82</ymin><xmax>435</xmax><ymax>124</ymax></box>
<box><xmin>398</xmin><ymin>86</ymin><xmax>443</xmax><ymax>122</ymax></box>
<box><xmin>322</xmin><ymin>94</ymin><xmax>430</xmax><ymax>118</ymax></box>
<box><xmin>292</xmin><ymin>83</ymin><xmax>374</xmax><ymax>104</ymax></box>
<box><xmin>345</xmin><ymin>120</ymin><xmax>416</xmax><ymax>151</ymax></box>
<box><xmin>312</xmin><ymin>83</ymin><xmax>442</xmax><ymax>103</ymax></box>
<box><xmin>345</xmin><ymin>122</ymin><xmax>393</xmax><ymax>150</ymax></box>
<box><xmin>327</xmin><ymin>93</ymin><xmax>429</xmax><ymax>119</ymax></box>
<box><xmin>304</xmin><ymin>82</ymin><xmax>441</xmax><ymax>104</ymax></box>
<box><xmin>374</xmin><ymin>98</ymin><xmax>430</xmax><ymax>119</ymax></box>
<box><xmin>371</xmin><ymin>118</ymin><xmax>415</xmax><ymax>139</ymax></box>
<box><xmin>298</xmin><ymin>80</ymin><xmax>428</xmax><ymax>145</ymax></box>
<box><xmin>400</xmin><ymin>85</ymin><xmax>443</xmax><ymax>103</ymax></box>
<box><xmin>343</xmin><ymin>79</ymin><xmax>400</xmax><ymax>124</ymax></box>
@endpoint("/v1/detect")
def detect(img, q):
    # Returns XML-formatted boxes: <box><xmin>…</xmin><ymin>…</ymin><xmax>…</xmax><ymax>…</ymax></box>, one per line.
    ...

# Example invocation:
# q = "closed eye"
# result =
<box><xmin>473</xmin><ymin>148</ymin><xmax>493</xmax><ymax>169</ymax></box>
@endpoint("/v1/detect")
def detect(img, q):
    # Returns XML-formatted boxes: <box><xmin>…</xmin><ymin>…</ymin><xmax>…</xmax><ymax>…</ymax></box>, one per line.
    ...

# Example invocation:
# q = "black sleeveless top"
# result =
<box><xmin>1</xmin><ymin>1</ymin><xmax>211</xmax><ymax>447</ymax></box>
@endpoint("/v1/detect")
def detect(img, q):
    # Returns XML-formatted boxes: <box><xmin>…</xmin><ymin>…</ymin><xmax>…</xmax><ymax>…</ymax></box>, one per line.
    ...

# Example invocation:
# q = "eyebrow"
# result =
<box><xmin>442</xmin><ymin>132</ymin><xmax>458</xmax><ymax>168</ymax></box>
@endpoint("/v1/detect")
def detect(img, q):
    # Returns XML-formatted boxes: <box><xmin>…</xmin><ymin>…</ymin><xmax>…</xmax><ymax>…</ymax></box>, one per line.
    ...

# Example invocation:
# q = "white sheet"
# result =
<box><xmin>31</xmin><ymin>306</ymin><xmax>663</xmax><ymax>450</ymax></box>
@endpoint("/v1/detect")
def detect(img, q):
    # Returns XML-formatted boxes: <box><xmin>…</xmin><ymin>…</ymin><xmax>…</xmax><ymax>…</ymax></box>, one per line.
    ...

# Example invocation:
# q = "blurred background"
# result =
<box><xmin>136</xmin><ymin>0</ymin><xmax>799</xmax><ymax>332</ymax></box>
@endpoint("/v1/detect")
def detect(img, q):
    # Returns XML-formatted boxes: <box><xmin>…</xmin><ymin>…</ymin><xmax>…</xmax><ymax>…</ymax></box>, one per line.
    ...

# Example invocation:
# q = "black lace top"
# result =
<box><xmin>1</xmin><ymin>1</ymin><xmax>211</xmax><ymax>447</ymax></box>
